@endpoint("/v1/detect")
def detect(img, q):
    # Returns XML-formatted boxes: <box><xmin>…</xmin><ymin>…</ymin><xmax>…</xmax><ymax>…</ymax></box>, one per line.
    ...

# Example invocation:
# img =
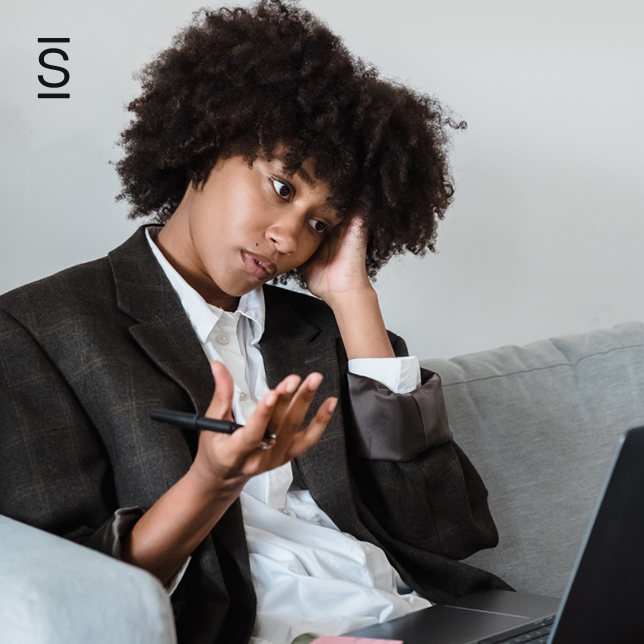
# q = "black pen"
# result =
<box><xmin>149</xmin><ymin>408</ymin><xmax>244</xmax><ymax>434</ymax></box>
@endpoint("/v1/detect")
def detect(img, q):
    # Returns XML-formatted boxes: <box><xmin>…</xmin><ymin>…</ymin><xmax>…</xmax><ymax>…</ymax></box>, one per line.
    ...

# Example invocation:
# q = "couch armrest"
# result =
<box><xmin>0</xmin><ymin>514</ymin><xmax>176</xmax><ymax>644</ymax></box>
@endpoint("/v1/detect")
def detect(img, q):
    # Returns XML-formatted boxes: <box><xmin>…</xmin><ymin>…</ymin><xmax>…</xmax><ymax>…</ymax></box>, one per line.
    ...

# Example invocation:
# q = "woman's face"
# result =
<box><xmin>158</xmin><ymin>152</ymin><xmax>341</xmax><ymax>309</ymax></box>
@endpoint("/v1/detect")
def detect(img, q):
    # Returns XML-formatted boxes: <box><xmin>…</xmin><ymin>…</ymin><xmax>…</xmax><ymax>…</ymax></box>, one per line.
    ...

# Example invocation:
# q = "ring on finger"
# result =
<box><xmin>258</xmin><ymin>433</ymin><xmax>277</xmax><ymax>450</ymax></box>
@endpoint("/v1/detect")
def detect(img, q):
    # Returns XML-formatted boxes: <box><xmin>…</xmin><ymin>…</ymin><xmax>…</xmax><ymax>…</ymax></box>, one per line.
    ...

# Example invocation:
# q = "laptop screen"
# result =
<box><xmin>551</xmin><ymin>425</ymin><xmax>644</xmax><ymax>644</ymax></box>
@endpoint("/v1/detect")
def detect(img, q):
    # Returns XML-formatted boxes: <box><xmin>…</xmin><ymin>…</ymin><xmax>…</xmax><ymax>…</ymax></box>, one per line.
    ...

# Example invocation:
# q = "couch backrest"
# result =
<box><xmin>421</xmin><ymin>322</ymin><xmax>644</xmax><ymax>598</ymax></box>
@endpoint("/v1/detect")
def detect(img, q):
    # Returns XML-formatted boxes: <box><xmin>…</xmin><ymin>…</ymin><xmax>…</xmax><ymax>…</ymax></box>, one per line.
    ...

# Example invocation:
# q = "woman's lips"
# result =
<box><xmin>240</xmin><ymin>250</ymin><xmax>277</xmax><ymax>279</ymax></box>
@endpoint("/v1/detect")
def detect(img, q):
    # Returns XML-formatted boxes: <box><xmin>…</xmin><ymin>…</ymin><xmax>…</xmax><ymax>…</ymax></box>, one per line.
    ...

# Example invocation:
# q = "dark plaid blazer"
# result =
<box><xmin>0</xmin><ymin>225</ymin><xmax>509</xmax><ymax>644</ymax></box>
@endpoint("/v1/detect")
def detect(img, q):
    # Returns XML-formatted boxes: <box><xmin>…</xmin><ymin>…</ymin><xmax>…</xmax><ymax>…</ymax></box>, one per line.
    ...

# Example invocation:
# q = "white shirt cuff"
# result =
<box><xmin>347</xmin><ymin>356</ymin><xmax>421</xmax><ymax>394</ymax></box>
<box><xmin>164</xmin><ymin>556</ymin><xmax>191</xmax><ymax>595</ymax></box>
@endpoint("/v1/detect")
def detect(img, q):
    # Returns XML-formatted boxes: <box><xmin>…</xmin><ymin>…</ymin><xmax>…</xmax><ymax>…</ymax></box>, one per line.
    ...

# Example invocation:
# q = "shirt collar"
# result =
<box><xmin>145</xmin><ymin>226</ymin><xmax>265</xmax><ymax>344</ymax></box>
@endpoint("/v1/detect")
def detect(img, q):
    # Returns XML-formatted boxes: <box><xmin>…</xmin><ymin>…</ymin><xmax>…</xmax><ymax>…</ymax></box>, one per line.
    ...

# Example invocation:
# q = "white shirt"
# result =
<box><xmin>145</xmin><ymin>227</ymin><xmax>431</xmax><ymax>644</ymax></box>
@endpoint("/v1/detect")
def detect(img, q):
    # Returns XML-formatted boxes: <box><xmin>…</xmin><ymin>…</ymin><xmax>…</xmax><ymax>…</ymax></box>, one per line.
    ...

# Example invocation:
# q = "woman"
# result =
<box><xmin>0</xmin><ymin>2</ymin><xmax>509</xmax><ymax>643</ymax></box>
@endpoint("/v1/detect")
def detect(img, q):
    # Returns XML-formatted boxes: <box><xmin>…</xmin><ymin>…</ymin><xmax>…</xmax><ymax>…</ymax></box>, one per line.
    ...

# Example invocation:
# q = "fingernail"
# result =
<box><xmin>328</xmin><ymin>398</ymin><xmax>338</xmax><ymax>414</ymax></box>
<box><xmin>265</xmin><ymin>391</ymin><xmax>277</xmax><ymax>406</ymax></box>
<box><xmin>308</xmin><ymin>373</ymin><xmax>323</xmax><ymax>390</ymax></box>
<box><xmin>286</xmin><ymin>376</ymin><xmax>299</xmax><ymax>393</ymax></box>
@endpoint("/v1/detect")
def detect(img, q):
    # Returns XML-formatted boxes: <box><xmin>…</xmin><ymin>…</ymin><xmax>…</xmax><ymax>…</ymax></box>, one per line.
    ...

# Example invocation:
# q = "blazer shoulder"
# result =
<box><xmin>262</xmin><ymin>284</ymin><xmax>409</xmax><ymax>354</ymax></box>
<box><xmin>263</xmin><ymin>284</ymin><xmax>338</xmax><ymax>332</ymax></box>
<box><xmin>0</xmin><ymin>256</ymin><xmax>115</xmax><ymax>327</ymax></box>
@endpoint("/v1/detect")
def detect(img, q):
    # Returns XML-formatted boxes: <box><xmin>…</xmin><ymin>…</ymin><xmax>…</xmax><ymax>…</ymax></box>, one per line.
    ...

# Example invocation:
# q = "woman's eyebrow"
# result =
<box><xmin>322</xmin><ymin>202</ymin><xmax>344</xmax><ymax>222</ymax></box>
<box><xmin>280</xmin><ymin>162</ymin><xmax>342</xmax><ymax>220</ymax></box>
<box><xmin>295</xmin><ymin>166</ymin><xmax>315</xmax><ymax>187</ymax></box>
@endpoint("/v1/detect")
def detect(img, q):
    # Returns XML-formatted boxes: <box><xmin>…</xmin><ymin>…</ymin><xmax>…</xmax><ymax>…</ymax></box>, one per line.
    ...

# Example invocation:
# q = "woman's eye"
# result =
<box><xmin>272</xmin><ymin>179</ymin><xmax>291</xmax><ymax>199</ymax></box>
<box><xmin>308</xmin><ymin>219</ymin><xmax>328</xmax><ymax>234</ymax></box>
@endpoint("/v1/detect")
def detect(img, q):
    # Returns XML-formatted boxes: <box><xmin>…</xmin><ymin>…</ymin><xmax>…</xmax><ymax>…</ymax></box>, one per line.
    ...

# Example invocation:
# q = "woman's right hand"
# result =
<box><xmin>189</xmin><ymin>361</ymin><xmax>337</xmax><ymax>494</ymax></box>
<box><xmin>122</xmin><ymin>360</ymin><xmax>335</xmax><ymax>584</ymax></box>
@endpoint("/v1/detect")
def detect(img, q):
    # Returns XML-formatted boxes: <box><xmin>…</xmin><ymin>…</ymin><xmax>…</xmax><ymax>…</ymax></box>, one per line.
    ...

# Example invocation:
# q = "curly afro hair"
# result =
<box><xmin>115</xmin><ymin>0</ymin><xmax>465</xmax><ymax>281</ymax></box>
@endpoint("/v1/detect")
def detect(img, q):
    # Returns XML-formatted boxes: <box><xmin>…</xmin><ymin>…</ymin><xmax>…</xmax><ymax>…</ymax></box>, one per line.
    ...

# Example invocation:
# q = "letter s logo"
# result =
<box><xmin>38</xmin><ymin>48</ymin><xmax>70</xmax><ymax>88</ymax></box>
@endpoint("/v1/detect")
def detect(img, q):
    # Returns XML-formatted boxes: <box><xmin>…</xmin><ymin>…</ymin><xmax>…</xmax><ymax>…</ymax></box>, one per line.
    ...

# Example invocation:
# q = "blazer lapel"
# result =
<box><xmin>260</xmin><ymin>286</ymin><xmax>369</xmax><ymax>537</ymax></box>
<box><xmin>108</xmin><ymin>231</ymin><xmax>368</xmax><ymax>539</ymax></box>
<box><xmin>107</xmin><ymin>225</ymin><xmax>213</xmax><ymax>417</ymax></box>
<box><xmin>107</xmin><ymin>226</ymin><xmax>255</xmax><ymax>598</ymax></box>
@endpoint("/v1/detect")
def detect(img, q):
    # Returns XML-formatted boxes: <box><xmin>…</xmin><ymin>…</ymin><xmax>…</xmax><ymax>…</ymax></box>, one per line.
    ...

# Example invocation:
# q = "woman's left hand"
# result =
<box><xmin>302</xmin><ymin>211</ymin><xmax>395</xmax><ymax>359</ymax></box>
<box><xmin>300</xmin><ymin>212</ymin><xmax>372</xmax><ymax>305</ymax></box>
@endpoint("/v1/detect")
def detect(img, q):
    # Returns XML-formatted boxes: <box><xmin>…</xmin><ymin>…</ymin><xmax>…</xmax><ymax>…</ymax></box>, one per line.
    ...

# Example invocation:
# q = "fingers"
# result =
<box><xmin>334</xmin><ymin>211</ymin><xmax>365</xmax><ymax>238</ymax></box>
<box><xmin>286</xmin><ymin>396</ymin><xmax>338</xmax><ymax>460</ymax></box>
<box><xmin>205</xmin><ymin>369</ymin><xmax>330</xmax><ymax>465</ymax></box>
<box><xmin>346</xmin><ymin>212</ymin><xmax>368</xmax><ymax>249</ymax></box>
<box><xmin>273</xmin><ymin>374</ymin><xmax>302</xmax><ymax>427</ymax></box>
<box><xmin>234</xmin><ymin>372</ymin><xmax>323</xmax><ymax>455</ymax></box>
<box><xmin>232</xmin><ymin>389</ymin><xmax>278</xmax><ymax>451</ymax></box>
<box><xmin>270</xmin><ymin>374</ymin><xmax>301</xmax><ymax>421</ymax></box>
<box><xmin>205</xmin><ymin>361</ymin><xmax>235</xmax><ymax>421</ymax></box>
<box><xmin>234</xmin><ymin>373</ymin><xmax>308</xmax><ymax>449</ymax></box>
<box><xmin>277</xmin><ymin>372</ymin><xmax>324</xmax><ymax>435</ymax></box>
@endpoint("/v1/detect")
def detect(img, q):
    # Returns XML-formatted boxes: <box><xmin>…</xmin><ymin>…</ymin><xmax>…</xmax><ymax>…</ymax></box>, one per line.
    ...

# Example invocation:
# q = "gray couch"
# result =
<box><xmin>422</xmin><ymin>321</ymin><xmax>644</xmax><ymax>597</ymax></box>
<box><xmin>2</xmin><ymin>322</ymin><xmax>643</xmax><ymax>643</ymax></box>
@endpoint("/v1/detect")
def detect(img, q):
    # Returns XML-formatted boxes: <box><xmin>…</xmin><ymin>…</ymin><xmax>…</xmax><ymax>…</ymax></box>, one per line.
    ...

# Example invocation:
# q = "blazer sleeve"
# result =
<box><xmin>346</xmin><ymin>331</ymin><xmax>500</xmax><ymax>561</ymax></box>
<box><xmin>0</xmin><ymin>308</ymin><xmax>142</xmax><ymax>559</ymax></box>
<box><xmin>348</xmin><ymin>367</ymin><xmax>452</xmax><ymax>461</ymax></box>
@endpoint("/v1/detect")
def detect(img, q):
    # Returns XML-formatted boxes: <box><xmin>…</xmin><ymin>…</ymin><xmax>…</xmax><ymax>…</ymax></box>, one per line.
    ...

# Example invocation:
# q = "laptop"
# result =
<box><xmin>345</xmin><ymin>425</ymin><xmax>644</xmax><ymax>644</ymax></box>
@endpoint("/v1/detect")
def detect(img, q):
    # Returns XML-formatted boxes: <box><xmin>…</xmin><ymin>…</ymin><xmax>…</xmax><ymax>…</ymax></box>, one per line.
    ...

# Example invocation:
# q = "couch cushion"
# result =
<box><xmin>421</xmin><ymin>322</ymin><xmax>644</xmax><ymax>597</ymax></box>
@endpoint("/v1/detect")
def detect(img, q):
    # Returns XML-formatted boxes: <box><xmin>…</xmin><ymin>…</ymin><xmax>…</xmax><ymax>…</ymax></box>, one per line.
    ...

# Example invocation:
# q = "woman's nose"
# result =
<box><xmin>266</xmin><ymin>214</ymin><xmax>300</xmax><ymax>255</ymax></box>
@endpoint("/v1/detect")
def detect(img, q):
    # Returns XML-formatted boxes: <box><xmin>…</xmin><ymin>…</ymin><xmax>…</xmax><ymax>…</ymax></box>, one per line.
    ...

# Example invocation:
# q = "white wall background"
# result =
<box><xmin>1</xmin><ymin>0</ymin><xmax>643</xmax><ymax>360</ymax></box>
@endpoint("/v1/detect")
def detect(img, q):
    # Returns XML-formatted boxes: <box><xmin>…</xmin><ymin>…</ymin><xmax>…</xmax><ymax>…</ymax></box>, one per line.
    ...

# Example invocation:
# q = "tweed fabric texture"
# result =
<box><xmin>0</xmin><ymin>226</ymin><xmax>509</xmax><ymax>644</ymax></box>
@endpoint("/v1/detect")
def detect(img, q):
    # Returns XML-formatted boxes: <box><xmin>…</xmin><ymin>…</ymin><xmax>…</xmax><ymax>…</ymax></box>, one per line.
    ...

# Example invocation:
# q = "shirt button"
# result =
<box><xmin>279</xmin><ymin>508</ymin><xmax>289</xmax><ymax>515</ymax></box>
<box><xmin>215</xmin><ymin>334</ymin><xmax>230</xmax><ymax>345</ymax></box>
<box><xmin>239</xmin><ymin>392</ymin><xmax>248</xmax><ymax>401</ymax></box>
